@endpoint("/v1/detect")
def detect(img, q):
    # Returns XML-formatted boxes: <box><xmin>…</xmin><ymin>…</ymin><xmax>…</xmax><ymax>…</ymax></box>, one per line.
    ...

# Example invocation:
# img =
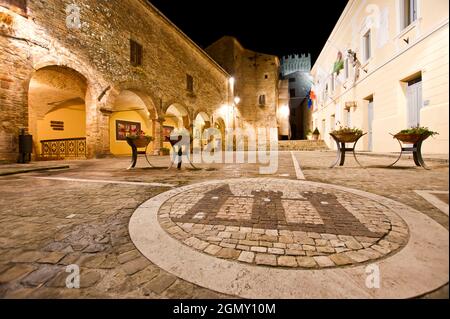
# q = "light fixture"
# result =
<box><xmin>229</xmin><ymin>77</ymin><xmax>235</xmax><ymax>87</ymax></box>
<box><xmin>234</xmin><ymin>96</ymin><xmax>241</xmax><ymax>105</ymax></box>
<box><xmin>279</xmin><ymin>105</ymin><xmax>290</xmax><ymax>117</ymax></box>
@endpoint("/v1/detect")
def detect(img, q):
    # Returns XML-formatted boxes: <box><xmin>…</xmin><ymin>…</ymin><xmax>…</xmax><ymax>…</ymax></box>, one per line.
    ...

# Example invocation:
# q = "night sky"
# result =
<box><xmin>150</xmin><ymin>0</ymin><xmax>349</xmax><ymax>64</ymax></box>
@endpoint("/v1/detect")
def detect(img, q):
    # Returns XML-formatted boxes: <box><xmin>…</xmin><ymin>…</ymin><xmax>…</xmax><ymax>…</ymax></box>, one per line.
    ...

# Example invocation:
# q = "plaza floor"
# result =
<box><xmin>0</xmin><ymin>151</ymin><xmax>448</xmax><ymax>298</ymax></box>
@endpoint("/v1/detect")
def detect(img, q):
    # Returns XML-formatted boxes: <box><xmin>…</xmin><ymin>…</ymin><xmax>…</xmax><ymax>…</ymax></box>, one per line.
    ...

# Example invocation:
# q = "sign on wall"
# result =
<box><xmin>50</xmin><ymin>121</ymin><xmax>64</xmax><ymax>131</ymax></box>
<box><xmin>115</xmin><ymin>120</ymin><xmax>141</xmax><ymax>141</ymax></box>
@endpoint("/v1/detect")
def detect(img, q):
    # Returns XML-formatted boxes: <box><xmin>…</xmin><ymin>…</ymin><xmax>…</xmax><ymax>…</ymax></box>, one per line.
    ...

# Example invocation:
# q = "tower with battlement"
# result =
<box><xmin>280</xmin><ymin>54</ymin><xmax>311</xmax><ymax>77</ymax></box>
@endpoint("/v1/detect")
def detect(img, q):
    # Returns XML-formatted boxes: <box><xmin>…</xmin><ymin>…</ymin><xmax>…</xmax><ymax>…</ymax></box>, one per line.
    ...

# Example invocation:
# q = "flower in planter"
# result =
<box><xmin>331</xmin><ymin>124</ymin><xmax>363</xmax><ymax>136</ymax></box>
<box><xmin>396</xmin><ymin>126</ymin><xmax>438</xmax><ymax>137</ymax></box>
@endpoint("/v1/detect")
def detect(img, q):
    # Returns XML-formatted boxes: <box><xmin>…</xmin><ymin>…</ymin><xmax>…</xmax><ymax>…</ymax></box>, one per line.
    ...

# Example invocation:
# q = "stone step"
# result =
<box><xmin>278</xmin><ymin>140</ymin><xmax>329</xmax><ymax>151</ymax></box>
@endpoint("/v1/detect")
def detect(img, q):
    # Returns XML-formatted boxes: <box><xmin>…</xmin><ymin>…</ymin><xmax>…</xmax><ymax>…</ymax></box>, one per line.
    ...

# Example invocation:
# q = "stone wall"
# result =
<box><xmin>0</xmin><ymin>0</ymin><xmax>230</xmax><ymax>161</ymax></box>
<box><xmin>206</xmin><ymin>36</ymin><xmax>279</xmax><ymax>134</ymax></box>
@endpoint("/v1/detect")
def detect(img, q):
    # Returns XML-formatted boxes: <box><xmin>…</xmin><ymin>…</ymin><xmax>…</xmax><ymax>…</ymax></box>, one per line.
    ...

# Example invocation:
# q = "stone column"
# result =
<box><xmin>152</xmin><ymin>118</ymin><xmax>164</xmax><ymax>155</ymax></box>
<box><xmin>85</xmin><ymin>88</ymin><xmax>111</xmax><ymax>158</ymax></box>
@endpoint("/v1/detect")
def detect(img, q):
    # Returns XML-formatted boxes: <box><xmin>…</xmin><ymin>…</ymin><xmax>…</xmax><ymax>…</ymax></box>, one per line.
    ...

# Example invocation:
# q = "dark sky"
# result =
<box><xmin>150</xmin><ymin>0</ymin><xmax>349</xmax><ymax>64</ymax></box>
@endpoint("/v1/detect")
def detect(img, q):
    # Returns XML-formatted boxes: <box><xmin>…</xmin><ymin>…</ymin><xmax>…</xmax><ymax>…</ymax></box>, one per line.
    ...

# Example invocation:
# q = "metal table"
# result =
<box><xmin>388</xmin><ymin>134</ymin><xmax>430</xmax><ymax>170</ymax></box>
<box><xmin>329</xmin><ymin>133</ymin><xmax>366</xmax><ymax>168</ymax></box>
<box><xmin>127</xmin><ymin>138</ymin><xmax>154</xmax><ymax>170</ymax></box>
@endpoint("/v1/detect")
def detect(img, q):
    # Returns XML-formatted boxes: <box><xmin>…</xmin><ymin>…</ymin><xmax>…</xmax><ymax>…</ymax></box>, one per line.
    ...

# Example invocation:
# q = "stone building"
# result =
<box><xmin>311</xmin><ymin>0</ymin><xmax>449</xmax><ymax>154</ymax></box>
<box><xmin>280</xmin><ymin>54</ymin><xmax>313</xmax><ymax>140</ymax></box>
<box><xmin>205</xmin><ymin>36</ymin><xmax>289</xmax><ymax>141</ymax></box>
<box><xmin>0</xmin><ymin>0</ymin><xmax>235</xmax><ymax>162</ymax></box>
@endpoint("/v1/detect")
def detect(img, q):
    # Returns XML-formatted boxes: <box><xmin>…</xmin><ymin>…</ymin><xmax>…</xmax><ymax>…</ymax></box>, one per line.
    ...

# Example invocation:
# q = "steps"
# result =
<box><xmin>278</xmin><ymin>140</ymin><xmax>329</xmax><ymax>151</ymax></box>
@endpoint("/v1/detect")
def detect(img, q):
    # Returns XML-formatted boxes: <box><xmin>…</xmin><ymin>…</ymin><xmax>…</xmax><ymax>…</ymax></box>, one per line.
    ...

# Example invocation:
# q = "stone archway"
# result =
<box><xmin>193</xmin><ymin>112</ymin><xmax>211</xmax><ymax>151</ymax></box>
<box><xmin>109</xmin><ymin>89</ymin><xmax>158</xmax><ymax>155</ymax></box>
<box><xmin>28</xmin><ymin>66</ymin><xmax>88</xmax><ymax>160</ymax></box>
<box><xmin>214</xmin><ymin>117</ymin><xmax>226</xmax><ymax>151</ymax></box>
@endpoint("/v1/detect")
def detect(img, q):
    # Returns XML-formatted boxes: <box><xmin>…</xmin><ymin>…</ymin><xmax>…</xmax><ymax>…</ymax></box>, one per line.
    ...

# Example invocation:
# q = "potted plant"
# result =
<box><xmin>306</xmin><ymin>129</ymin><xmax>313</xmax><ymax>140</ymax></box>
<box><xmin>126</xmin><ymin>130</ymin><xmax>153</xmax><ymax>148</ymax></box>
<box><xmin>330</xmin><ymin>126</ymin><xmax>364</xmax><ymax>143</ymax></box>
<box><xmin>394</xmin><ymin>126</ymin><xmax>438</xmax><ymax>144</ymax></box>
<box><xmin>312</xmin><ymin>128</ymin><xmax>320</xmax><ymax>140</ymax></box>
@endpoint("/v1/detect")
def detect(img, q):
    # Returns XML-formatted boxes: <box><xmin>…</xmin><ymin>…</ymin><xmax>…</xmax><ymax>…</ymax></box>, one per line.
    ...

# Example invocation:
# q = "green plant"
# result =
<box><xmin>127</xmin><ymin>130</ymin><xmax>153</xmax><ymax>140</ymax></box>
<box><xmin>397</xmin><ymin>126</ymin><xmax>439</xmax><ymax>137</ymax></box>
<box><xmin>306</xmin><ymin>129</ymin><xmax>312</xmax><ymax>135</ymax></box>
<box><xmin>332</xmin><ymin>126</ymin><xmax>363</xmax><ymax>135</ymax></box>
<box><xmin>313</xmin><ymin>128</ymin><xmax>320</xmax><ymax>135</ymax></box>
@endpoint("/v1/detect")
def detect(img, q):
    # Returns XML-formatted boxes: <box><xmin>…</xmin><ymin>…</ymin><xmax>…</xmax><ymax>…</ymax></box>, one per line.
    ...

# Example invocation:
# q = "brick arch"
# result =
<box><xmin>163</xmin><ymin>102</ymin><xmax>191</xmax><ymax>128</ymax></box>
<box><xmin>108</xmin><ymin>86</ymin><xmax>160</xmax><ymax>121</ymax></box>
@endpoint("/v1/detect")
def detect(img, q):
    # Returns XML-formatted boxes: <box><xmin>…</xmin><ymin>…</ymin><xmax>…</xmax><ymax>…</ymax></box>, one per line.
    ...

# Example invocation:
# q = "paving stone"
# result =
<box><xmin>238</xmin><ymin>251</ymin><xmax>255</xmax><ymax>263</ymax></box>
<box><xmin>204</xmin><ymin>244</ymin><xmax>222</xmax><ymax>255</ymax></box>
<box><xmin>131</xmin><ymin>265</ymin><xmax>160</xmax><ymax>286</ymax></box>
<box><xmin>0</xmin><ymin>265</ymin><xmax>36</xmax><ymax>283</ymax></box>
<box><xmin>255</xmin><ymin>254</ymin><xmax>277</xmax><ymax>266</ymax></box>
<box><xmin>21</xmin><ymin>265</ymin><xmax>62</xmax><ymax>287</ymax></box>
<box><xmin>296</xmin><ymin>257</ymin><xmax>317</xmax><ymax>268</ymax></box>
<box><xmin>38</xmin><ymin>252</ymin><xmax>67</xmax><ymax>264</ymax></box>
<box><xmin>80</xmin><ymin>270</ymin><xmax>102</xmax><ymax>288</ymax></box>
<box><xmin>268</xmin><ymin>248</ymin><xmax>284</xmax><ymax>255</ymax></box>
<box><xmin>329</xmin><ymin>254</ymin><xmax>354</xmax><ymax>266</ymax></box>
<box><xmin>277</xmin><ymin>256</ymin><xmax>298</xmax><ymax>267</ymax></box>
<box><xmin>217</xmin><ymin>248</ymin><xmax>240</xmax><ymax>259</ymax></box>
<box><xmin>117</xmin><ymin>250</ymin><xmax>141</xmax><ymax>264</ymax></box>
<box><xmin>12</xmin><ymin>251</ymin><xmax>46</xmax><ymax>263</ymax></box>
<box><xmin>121</xmin><ymin>258</ymin><xmax>150</xmax><ymax>275</ymax></box>
<box><xmin>143</xmin><ymin>272</ymin><xmax>177</xmax><ymax>295</ymax></box>
<box><xmin>313</xmin><ymin>256</ymin><xmax>335</xmax><ymax>268</ymax></box>
<box><xmin>250</xmin><ymin>246</ymin><xmax>267</xmax><ymax>253</ymax></box>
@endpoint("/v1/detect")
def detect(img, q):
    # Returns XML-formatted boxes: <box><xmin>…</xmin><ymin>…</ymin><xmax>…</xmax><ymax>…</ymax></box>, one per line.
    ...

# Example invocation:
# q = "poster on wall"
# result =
<box><xmin>116</xmin><ymin>120</ymin><xmax>141</xmax><ymax>141</ymax></box>
<box><xmin>163</xmin><ymin>126</ymin><xmax>174</xmax><ymax>142</ymax></box>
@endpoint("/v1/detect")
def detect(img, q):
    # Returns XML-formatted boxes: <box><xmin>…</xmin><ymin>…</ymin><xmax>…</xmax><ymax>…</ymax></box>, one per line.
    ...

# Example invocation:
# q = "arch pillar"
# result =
<box><xmin>85</xmin><ymin>87</ymin><xmax>111</xmax><ymax>158</ymax></box>
<box><xmin>152</xmin><ymin>118</ymin><xmax>165</xmax><ymax>155</ymax></box>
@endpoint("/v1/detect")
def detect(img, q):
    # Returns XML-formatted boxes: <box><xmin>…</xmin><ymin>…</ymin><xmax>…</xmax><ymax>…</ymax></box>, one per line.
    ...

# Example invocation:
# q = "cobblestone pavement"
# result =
<box><xmin>0</xmin><ymin>151</ymin><xmax>448</xmax><ymax>298</ymax></box>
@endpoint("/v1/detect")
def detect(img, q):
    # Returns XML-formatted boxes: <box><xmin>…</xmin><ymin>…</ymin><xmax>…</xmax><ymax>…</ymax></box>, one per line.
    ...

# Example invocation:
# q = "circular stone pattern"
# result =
<box><xmin>158</xmin><ymin>179</ymin><xmax>409</xmax><ymax>269</ymax></box>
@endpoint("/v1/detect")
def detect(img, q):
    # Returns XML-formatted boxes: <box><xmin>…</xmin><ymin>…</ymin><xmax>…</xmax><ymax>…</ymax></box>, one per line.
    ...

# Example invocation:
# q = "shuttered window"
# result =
<box><xmin>130</xmin><ymin>39</ymin><xmax>143</xmax><ymax>67</ymax></box>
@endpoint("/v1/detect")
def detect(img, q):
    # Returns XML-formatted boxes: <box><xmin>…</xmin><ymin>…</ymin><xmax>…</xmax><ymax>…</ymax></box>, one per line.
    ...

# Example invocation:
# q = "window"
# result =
<box><xmin>130</xmin><ymin>39</ymin><xmax>143</xmax><ymax>66</ymax></box>
<box><xmin>289</xmin><ymin>78</ymin><xmax>296</xmax><ymax>83</ymax></box>
<box><xmin>186</xmin><ymin>74</ymin><xmax>194</xmax><ymax>92</ymax></box>
<box><xmin>0</xmin><ymin>0</ymin><xmax>27</xmax><ymax>15</ymax></box>
<box><xmin>363</xmin><ymin>30</ymin><xmax>372</xmax><ymax>62</ymax></box>
<box><xmin>344</xmin><ymin>58</ymin><xmax>349</xmax><ymax>79</ymax></box>
<box><xmin>290</xmin><ymin>89</ymin><xmax>296</xmax><ymax>98</ymax></box>
<box><xmin>259</xmin><ymin>95</ymin><xmax>266</xmax><ymax>106</ymax></box>
<box><xmin>402</xmin><ymin>0</ymin><xmax>418</xmax><ymax>29</ymax></box>
<box><xmin>264</xmin><ymin>74</ymin><xmax>269</xmax><ymax>79</ymax></box>
<box><xmin>330</xmin><ymin>74</ymin><xmax>335</xmax><ymax>92</ymax></box>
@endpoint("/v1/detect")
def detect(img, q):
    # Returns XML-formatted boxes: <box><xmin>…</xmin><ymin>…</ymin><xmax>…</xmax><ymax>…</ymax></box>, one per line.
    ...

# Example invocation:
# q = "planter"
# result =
<box><xmin>394</xmin><ymin>133</ymin><xmax>431</xmax><ymax>144</ymax></box>
<box><xmin>126</xmin><ymin>136</ymin><xmax>152</xmax><ymax>148</ymax></box>
<box><xmin>331</xmin><ymin>132</ymin><xmax>363</xmax><ymax>143</ymax></box>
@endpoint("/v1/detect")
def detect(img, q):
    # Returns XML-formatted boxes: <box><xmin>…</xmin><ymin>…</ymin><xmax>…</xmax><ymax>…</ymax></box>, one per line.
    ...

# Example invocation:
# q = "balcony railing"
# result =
<box><xmin>40</xmin><ymin>138</ymin><xmax>87</xmax><ymax>159</ymax></box>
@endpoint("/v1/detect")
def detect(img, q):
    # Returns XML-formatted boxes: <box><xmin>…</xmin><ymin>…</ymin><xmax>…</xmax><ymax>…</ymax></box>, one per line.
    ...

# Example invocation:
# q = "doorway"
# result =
<box><xmin>407</xmin><ymin>77</ymin><xmax>423</xmax><ymax>128</ymax></box>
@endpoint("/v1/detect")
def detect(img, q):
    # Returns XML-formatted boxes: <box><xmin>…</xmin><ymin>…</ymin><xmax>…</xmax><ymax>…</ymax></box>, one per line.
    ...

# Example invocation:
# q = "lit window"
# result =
<box><xmin>259</xmin><ymin>95</ymin><xmax>266</xmax><ymax>106</ymax></box>
<box><xmin>363</xmin><ymin>30</ymin><xmax>371</xmax><ymax>62</ymax></box>
<box><xmin>402</xmin><ymin>0</ymin><xmax>418</xmax><ymax>29</ymax></box>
